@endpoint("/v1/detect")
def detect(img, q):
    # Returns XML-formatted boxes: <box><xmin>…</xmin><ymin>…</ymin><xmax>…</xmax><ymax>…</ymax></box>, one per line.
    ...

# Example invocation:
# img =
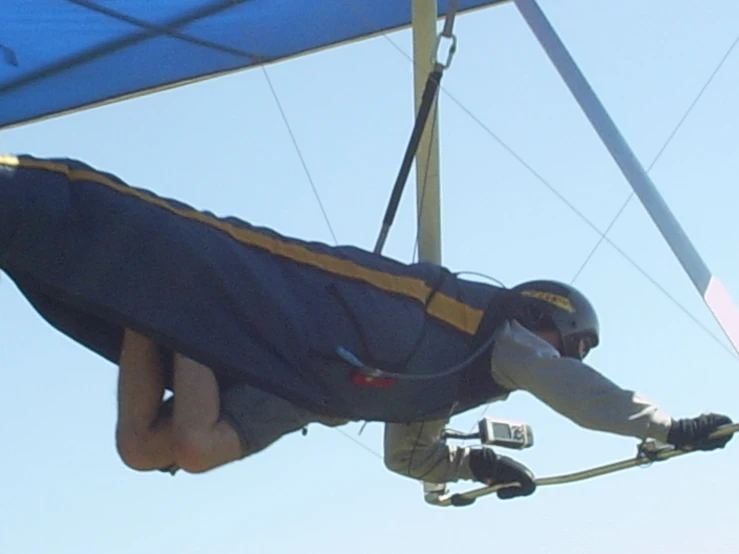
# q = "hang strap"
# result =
<box><xmin>373</xmin><ymin>0</ymin><xmax>460</xmax><ymax>255</ymax></box>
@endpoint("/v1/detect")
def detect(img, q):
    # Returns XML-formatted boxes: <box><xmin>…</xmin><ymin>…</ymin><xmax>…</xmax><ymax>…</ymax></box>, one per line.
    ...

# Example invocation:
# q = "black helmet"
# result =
<box><xmin>508</xmin><ymin>279</ymin><xmax>600</xmax><ymax>360</ymax></box>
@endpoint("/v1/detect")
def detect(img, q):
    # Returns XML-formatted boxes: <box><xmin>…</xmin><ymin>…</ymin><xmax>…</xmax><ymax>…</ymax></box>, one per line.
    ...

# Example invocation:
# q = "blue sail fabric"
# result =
<box><xmin>0</xmin><ymin>154</ymin><xmax>510</xmax><ymax>422</ymax></box>
<box><xmin>0</xmin><ymin>0</ymin><xmax>508</xmax><ymax>131</ymax></box>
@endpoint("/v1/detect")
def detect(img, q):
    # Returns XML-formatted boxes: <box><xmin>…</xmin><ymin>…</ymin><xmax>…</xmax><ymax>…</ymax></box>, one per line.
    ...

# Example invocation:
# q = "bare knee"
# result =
<box><xmin>172</xmin><ymin>424</ymin><xmax>243</xmax><ymax>474</ymax></box>
<box><xmin>172</xmin><ymin>429</ymin><xmax>218</xmax><ymax>473</ymax></box>
<box><xmin>115</xmin><ymin>427</ymin><xmax>158</xmax><ymax>471</ymax></box>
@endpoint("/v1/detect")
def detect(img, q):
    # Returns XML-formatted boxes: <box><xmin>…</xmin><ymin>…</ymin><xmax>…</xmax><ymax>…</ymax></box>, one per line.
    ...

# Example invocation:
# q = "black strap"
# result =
<box><xmin>468</xmin><ymin>289</ymin><xmax>515</xmax><ymax>352</ymax></box>
<box><xmin>456</xmin><ymin>290</ymin><xmax>516</xmax><ymax>405</ymax></box>
<box><xmin>374</xmin><ymin>69</ymin><xmax>443</xmax><ymax>254</ymax></box>
<box><xmin>373</xmin><ymin>0</ymin><xmax>460</xmax><ymax>255</ymax></box>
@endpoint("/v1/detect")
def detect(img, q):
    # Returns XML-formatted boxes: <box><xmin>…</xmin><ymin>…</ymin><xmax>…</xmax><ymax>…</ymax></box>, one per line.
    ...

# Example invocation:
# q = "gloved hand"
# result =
<box><xmin>667</xmin><ymin>413</ymin><xmax>734</xmax><ymax>451</ymax></box>
<box><xmin>468</xmin><ymin>448</ymin><xmax>536</xmax><ymax>500</ymax></box>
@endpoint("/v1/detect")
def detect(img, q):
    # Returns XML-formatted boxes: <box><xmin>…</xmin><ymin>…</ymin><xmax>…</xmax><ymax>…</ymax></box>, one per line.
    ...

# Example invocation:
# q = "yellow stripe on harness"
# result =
<box><xmin>5</xmin><ymin>155</ymin><xmax>485</xmax><ymax>335</ymax></box>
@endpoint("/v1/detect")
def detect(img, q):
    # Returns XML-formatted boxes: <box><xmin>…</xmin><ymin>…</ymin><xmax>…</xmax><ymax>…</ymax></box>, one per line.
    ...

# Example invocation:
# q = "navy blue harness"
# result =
<box><xmin>0</xmin><ymin>155</ymin><xmax>512</xmax><ymax>422</ymax></box>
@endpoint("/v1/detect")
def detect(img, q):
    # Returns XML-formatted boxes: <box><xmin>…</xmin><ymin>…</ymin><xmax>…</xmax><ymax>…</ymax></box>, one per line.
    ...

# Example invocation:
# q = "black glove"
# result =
<box><xmin>667</xmin><ymin>413</ymin><xmax>733</xmax><ymax>451</ymax></box>
<box><xmin>469</xmin><ymin>448</ymin><xmax>536</xmax><ymax>500</ymax></box>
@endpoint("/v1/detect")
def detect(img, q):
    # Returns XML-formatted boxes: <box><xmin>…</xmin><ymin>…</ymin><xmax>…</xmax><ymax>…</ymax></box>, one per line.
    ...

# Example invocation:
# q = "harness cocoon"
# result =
<box><xmin>0</xmin><ymin>155</ymin><xmax>510</xmax><ymax>422</ymax></box>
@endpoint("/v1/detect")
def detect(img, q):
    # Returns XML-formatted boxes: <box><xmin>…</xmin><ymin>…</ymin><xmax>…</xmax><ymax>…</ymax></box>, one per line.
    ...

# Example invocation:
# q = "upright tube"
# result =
<box><xmin>411</xmin><ymin>0</ymin><xmax>442</xmax><ymax>264</ymax></box>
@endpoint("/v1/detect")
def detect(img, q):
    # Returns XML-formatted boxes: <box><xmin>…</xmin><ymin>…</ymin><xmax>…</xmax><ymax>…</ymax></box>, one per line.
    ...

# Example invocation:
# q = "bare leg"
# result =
<box><xmin>115</xmin><ymin>328</ymin><xmax>243</xmax><ymax>473</ymax></box>
<box><xmin>170</xmin><ymin>353</ymin><xmax>243</xmax><ymax>473</ymax></box>
<box><xmin>115</xmin><ymin>329</ymin><xmax>175</xmax><ymax>470</ymax></box>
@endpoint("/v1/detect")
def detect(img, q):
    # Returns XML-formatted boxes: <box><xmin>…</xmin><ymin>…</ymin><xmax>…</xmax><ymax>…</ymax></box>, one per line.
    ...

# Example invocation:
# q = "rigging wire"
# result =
<box><xmin>569</xmin><ymin>30</ymin><xmax>739</xmax><ymax>286</ymax></box>
<box><xmin>230</xmin><ymin>1</ymin><xmax>338</xmax><ymax>245</ymax></box>
<box><xmin>231</xmin><ymin>1</ymin><xmax>380</xmax><ymax>457</ymax></box>
<box><xmin>258</xmin><ymin>69</ymin><xmax>339</xmax><ymax>245</ymax></box>
<box><xmin>335</xmin><ymin>427</ymin><xmax>384</xmax><ymax>459</ymax></box>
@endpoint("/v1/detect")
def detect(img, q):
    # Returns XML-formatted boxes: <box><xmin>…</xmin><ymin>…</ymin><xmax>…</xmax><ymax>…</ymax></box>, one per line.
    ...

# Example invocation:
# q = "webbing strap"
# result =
<box><xmin>373</xmin><ymin>0</ymin><xmax>460</xmax><ymax>255</ymax></box>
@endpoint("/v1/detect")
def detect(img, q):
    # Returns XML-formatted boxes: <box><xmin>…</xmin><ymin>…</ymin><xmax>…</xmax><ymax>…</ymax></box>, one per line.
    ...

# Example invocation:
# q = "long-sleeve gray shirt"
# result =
<box><xmin>383</xmin><ymin>320</ymin><xmax>674</xmax><ymax>483</ymax></box>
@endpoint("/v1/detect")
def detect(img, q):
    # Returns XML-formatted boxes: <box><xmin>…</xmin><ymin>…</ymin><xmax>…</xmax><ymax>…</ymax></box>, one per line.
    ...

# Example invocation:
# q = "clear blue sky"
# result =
<box><xmin>1</xmin><ymin>1</ymin><xmax>738</xmax><ymax>553</ymax></box>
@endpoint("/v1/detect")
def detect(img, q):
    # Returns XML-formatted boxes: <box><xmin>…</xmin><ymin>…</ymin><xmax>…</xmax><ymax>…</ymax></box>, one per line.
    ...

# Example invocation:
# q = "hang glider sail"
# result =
<box><xmin>0</xmin><ymin>0</ymin><xmax>507</xmax><ymax>131</ymax></box>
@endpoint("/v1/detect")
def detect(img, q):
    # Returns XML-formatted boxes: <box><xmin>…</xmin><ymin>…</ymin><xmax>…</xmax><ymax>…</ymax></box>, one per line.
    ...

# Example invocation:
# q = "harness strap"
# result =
<box><xmin>373</xmin><ymin>0</ymin><xmax>461</xmax><ymax>254</ymax></box>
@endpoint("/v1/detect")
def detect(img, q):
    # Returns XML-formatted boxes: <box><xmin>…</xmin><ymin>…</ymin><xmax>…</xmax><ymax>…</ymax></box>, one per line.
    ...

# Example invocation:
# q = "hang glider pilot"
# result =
<box><xmin>116</xmin><ymin>281</ymin><xmax>733</xmax><ymax>499</ymax></box>
<box><xmin>0</xmin><ymin>154</ymin><xmax>732</xmax><ymax>500</ymax></box>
